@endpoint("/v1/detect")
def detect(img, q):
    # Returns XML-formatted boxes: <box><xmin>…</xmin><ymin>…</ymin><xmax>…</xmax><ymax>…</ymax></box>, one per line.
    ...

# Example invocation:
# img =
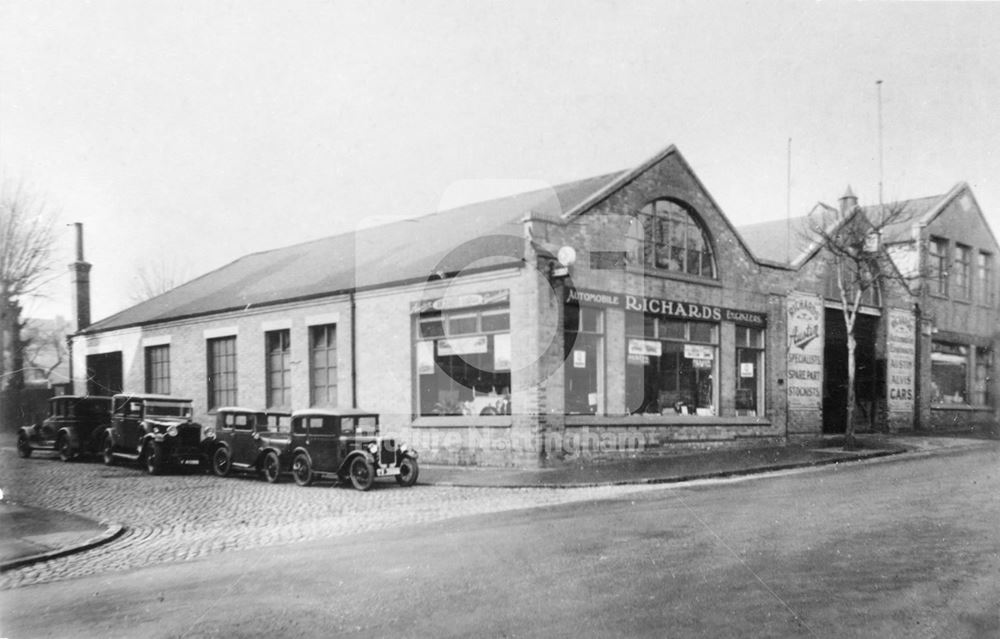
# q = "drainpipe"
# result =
<box><xmin>350</xmin><ymin>290</ymin><xmax>357</xmax><ymax>408</ymax></box>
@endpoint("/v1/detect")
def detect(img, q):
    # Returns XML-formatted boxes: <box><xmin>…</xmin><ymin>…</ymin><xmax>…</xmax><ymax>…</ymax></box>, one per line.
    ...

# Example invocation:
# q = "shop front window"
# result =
<box><xmin>564</xmin><ymin>305</ymin><xmax>605</xmax><ymax>415</ymax></box>
<box><xmin>416</xmin><ymin>307</ymin><xmax>511</xmax><ymax>417</ymax></box>
<box><xmin>931</xmin><ymin>342</ymin><xmax>967</xmax><ymax>404</ymax></box>
<box><xmin>625</xmin><ymin>314</ymin><xmax>718</xmax><ymax>415</ymax></box>
<box><xmin>735</xmin><ymin>326</ymin><xmax>765</xmax><ymax>416</ymax></box>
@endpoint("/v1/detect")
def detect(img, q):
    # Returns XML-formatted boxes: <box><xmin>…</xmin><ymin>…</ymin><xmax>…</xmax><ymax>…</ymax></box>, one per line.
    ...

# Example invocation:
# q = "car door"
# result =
<box><xmin>307</xmin><ymin>416</ymin><xmax>340</xmax><ymax>473</ymax></box>
<box><xmin>229</xmin><ymin>413</ymin><xmax>257</xmax><ymax>464</ymax></box>
<box><xmin>120</xmin><ymin>400</ymin><xmax>143</xmax><ymax>452</ymax></box>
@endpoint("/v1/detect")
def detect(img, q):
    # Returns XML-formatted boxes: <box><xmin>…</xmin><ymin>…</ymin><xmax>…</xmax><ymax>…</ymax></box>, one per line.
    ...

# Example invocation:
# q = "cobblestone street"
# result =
<box><xmin>0</xmin><ymin>448</ymin><xmax>660</xmax><ymax>590</ymax></box>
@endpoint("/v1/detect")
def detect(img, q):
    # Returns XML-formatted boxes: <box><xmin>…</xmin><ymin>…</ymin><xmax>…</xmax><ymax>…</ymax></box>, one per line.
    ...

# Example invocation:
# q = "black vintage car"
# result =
<box><xmin>100</xmin><ymin>394</ymin><xmax>205</xmax><ymax>474</ymax></box>
<box><xmin>204</xmin><ymin>407</ymin><xmax>291</xmax><ymax>482</ymax></box>
<box><xmin>16</xmin><ymin>395</ymin><xmax>113</xmax><ymax>461</ymax></box>
<box><xmin>286</xmin><ymin>408</ymin><xmax>419</xmax><ymax>491</ymax></box>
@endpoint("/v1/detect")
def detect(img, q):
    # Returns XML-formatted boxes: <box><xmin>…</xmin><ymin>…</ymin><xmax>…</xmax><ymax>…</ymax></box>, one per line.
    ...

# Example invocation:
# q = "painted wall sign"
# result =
<box><xmin>786</xmin><ymin>292</ymin><xmax>823</xmax><ymax>408</ymax></box>
<box><xmin>886</xmin><ymin>308</ymin><xmax>916</xmax><ymax>413</ymax></box>
<box><xmin>411</xmin><ymin>289</ymin><xmax>509</xmax><ymax>314</ymax></box>
<box><xmin>564</xmin><ymin>287</ymin><xmax>766</xmax><ymax>326</ymax></box>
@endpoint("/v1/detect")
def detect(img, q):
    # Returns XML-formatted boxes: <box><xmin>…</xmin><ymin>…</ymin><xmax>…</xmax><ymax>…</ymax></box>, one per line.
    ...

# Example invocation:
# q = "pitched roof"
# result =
<box><xmin>83</xmin><ymin>172</ymin><xmax>623</xmax><ymax>334</ymax></box>
<box><xmin>863</xmin><ymin>193</ymin><xmax>944</xmax><ymax>244</ymax></box>
<box><xmin>736</xmin><ymin>203</ymin><xmax>839</xmax><ymax>266</ymax></box>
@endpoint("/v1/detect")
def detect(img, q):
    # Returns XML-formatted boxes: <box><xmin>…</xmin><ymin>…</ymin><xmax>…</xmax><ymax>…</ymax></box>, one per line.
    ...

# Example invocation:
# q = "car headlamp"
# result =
<box><xmin>368</xmin><ymin>442</ymin><xmax>379</xmax><ymax>455</ymax></box>
<box><xmin>166</xmin><ymin>425</ymin><xmax>178</xmax><ymax>437</ymax></box>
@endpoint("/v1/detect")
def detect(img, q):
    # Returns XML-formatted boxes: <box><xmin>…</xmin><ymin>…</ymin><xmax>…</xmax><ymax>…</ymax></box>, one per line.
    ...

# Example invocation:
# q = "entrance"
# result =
<box><xmin>86</xmin><ymin>352</ymin><xmax>123</xmax><ymax>396</ymax></box>
<box><xmin>823</xmin><ymin>310</ymin><xmax>880</xmax><ymax>433</ymax></box>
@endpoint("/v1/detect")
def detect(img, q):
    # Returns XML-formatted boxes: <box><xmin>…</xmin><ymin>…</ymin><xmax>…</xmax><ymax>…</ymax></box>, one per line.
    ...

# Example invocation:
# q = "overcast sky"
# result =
<box><xmin>2</xmin><ymin>0</ymin><xmax>999</xmax><ymax>324</ymax></box>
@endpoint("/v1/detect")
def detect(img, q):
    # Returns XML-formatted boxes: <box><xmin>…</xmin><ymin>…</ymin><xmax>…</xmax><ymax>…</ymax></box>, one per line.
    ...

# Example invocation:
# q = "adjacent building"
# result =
<box><xmin>69</xmin><ymin>144</ymin><xmax>999</xmax><ymax>466</ymax></box>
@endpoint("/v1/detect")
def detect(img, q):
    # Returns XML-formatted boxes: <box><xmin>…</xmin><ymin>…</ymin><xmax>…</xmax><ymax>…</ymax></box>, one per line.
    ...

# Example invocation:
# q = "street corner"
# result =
<box><xmin>0</xmin><ymin>500</ymin><xmax>125</xmax><ymax>573</ymax></box>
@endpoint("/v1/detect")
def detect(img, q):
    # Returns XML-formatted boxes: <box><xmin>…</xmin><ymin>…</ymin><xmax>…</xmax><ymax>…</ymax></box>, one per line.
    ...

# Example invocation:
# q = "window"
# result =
<box><xmin>735</xmin><ymin>326</ymin><xmax>765</xmax><ymax>416</ymax></box>
<box><xmin>973</xmin><ymin>347</ymin><xmax>993</xmax><ymax>407</ymax></box>
<box><xmin>625</xmin><ymin>313</ymin><xmax>718</xmax><ymax>415</ymax></box>
<box><xmin>954</xmin><ymin>244</ymin><xmax>972</xmax><ymax>299</ymax></box>
<box><xmin>564</xmin><ymin>305</ymin><xmax>605</xmax><ymax>415</ymax></box>
<box><xmin>928</xmin><ymin>237</ymin><xmax>949</xmax><ymax>296</ymax></box>
<box><xmin>309</xmin><ymin>324</ymin><xmax>338</xmax><ymax>407</ymax></box>
<box><xmin>637</xmin><ymin>200</ymin><xmax>716</xmax><ymax>278</ymax></box>
<box><xmin>977</xmin><ymin>252</ymin><xmax>994</xmax><ymax>306</ymax></box>
<box><xmin>265</xmin><ymin>330</ymin><xmax>291</xmax><ymax>409</ymax></box>
<box><xmin>207</xmin><ymin>336</ymin><xmax>237</xmax><ymax>409</ymax></box>
<box><xmin>416</xmin><ymin>307</ymin><xmax>511</xmax><ymax>416</ymax></box>
<box><xmin>144</xmin><ymin>345</ymin><xmax>170</xmax><ymax>395</ymax></box>
<box><xmin>930</xmin><ymin>342</ymin><xmax>967</xmax><ymax>405</ymax></box>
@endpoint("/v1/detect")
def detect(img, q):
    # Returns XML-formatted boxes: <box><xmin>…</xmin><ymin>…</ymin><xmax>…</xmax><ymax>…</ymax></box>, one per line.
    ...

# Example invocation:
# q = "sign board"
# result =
<box><xmin>786</xmin><ymin>292</ymin><xmax>823</xmax><ymax>408</ymax></box>
<box><xmin>573</xmin><ymin>350</ymin><xmax>587</xmax><ymax>368</ymax></box>
<box><xmin>684</xmin><ymin>344</ymin><xmax>714</xmax><ymax>360</ymax></box>
<box><xmin>563</xmin><ymin>287</ymin><xmax>767</xmax><ymax>327</ymax></box>
<box><xmin>740</xmin><ymin>362</ymin><xmax>755</xmax><ymax>378</ymax></box>
<box><xmin>886</xmin><ymin>308</ymin><xmax>915</xmax><ymax>413</ymax></box>
<box><xmin>628</xmin><ymin>339</ymin><xmax>662</xmax><ymax>357</ymax></box>
<box><xmin>438</xmin><ymin>336</ymin><xmax>488</xmax><ymax>356</ymax></box>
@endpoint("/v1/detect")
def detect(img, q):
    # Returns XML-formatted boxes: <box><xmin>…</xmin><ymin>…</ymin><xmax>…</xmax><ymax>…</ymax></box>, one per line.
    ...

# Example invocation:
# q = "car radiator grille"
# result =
<box><xmin>178</xmin><ymin>427</ymin><xmax>201</xmax><ymax>448</ymax></box>
<box><xmin>380</xmin><ymin>439</ymin><xmax>398</xmax><ymax>466</ymax></box>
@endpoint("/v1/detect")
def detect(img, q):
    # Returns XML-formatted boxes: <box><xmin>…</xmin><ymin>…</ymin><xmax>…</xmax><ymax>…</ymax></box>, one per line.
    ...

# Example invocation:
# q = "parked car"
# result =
<box><xmin>203</xmin><ymin>407</ymin><xmax>291</xmax><ymax>482</ymax></box>
<box><xmin>287</xmin><ymin>408</ymin><xmax>419</xmax><ymax>490</ymax></box>
<box><xmin>16</xmin><ymin>395</ymin><xmax>113</xmax><ymax>461</ymax></box>
<box><xmin>100</xmin><ymin>394</ymin><xmax>205</xmax><ymax>474</ymax></box>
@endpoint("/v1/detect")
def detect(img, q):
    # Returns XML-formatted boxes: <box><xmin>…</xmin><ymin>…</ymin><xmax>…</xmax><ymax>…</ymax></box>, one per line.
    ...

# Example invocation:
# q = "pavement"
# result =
<box><xmin>0</xmin><ymin>431</ymin><xmax>990</xmax><ymax>574</ymax></box>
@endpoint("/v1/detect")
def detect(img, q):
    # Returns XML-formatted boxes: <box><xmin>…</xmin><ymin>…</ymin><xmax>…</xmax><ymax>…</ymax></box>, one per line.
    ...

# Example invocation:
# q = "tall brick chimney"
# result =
<box><xmin>69</xmin><ymin>222</ymin><xmax>91</xmax><ymax>331</ymax></box>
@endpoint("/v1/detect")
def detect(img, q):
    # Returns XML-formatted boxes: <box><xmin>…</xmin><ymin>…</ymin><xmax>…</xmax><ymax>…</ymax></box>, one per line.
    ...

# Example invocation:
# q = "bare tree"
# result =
<box><xmin>804</xmin><ymin>200</ymin><xmax>917</xmax><ymax>448</ymax></box>
<box><xmin>0</xmin><ymin>177</ymin><xmax>57</xmax><ymax>426</ymax></box>
<box><xmin>21</xmin><ymin>317</ymin><xmax>68</xmax><ymax>385</ymax></box>
<box><xmin>129</xmin><ymin>258</ymin><xmax>188</xmax><ymax>304</ymax></box>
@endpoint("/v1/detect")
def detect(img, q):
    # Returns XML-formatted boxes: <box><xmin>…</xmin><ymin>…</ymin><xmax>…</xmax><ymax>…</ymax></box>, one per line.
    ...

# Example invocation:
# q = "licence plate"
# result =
<box><xmin>181</xmin><ymin>459</ymin><xmax>201</xmax><ymax>465</ymax></box>
<box><xmin>376</xmin><ymin>466</ymin><xmax>400</xmax><ymax>477</ymax></box>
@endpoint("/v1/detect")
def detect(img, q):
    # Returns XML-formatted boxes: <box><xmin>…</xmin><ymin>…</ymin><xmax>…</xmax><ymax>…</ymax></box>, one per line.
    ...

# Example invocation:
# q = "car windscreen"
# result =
<box><xmin>145</xmin><ymin>402</ymin><xmax>192</xmax><ymax>418</ymax></box>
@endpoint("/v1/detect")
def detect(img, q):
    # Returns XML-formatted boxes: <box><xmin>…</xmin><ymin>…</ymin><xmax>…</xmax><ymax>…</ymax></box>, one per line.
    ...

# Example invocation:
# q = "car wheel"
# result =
<box><xmin>57</xmin><ymin>435</ymin><xmax>75</xmax><ymax>462</ymax></box>
<box><xmin>291</xmin><ymin>453</ymin><xmax>312</xmax><ymax>487</ymax></box>
<box><xmin>16</xmin><ymin>433</ymin><xmax>32</xmax><ymax>458</ymax></box>
<box><xmin>212</xmin><ymin>446</ymin><xmax>232</xmax><ymax>477</ymax></box>
<box><xmin>349</xmin><ymin>456</ymin><xmax>375</xmax><ymax>491</ymax></box>
<box><xmin>102</xmin><ymin>434</ymin><xmax>115</xmax><ymax>466</ymax></box>
<box><xmin>395</xmin><ymin>457</ymin><xmax>419</xmax><ymax>487</ymax></box>
<box><xmin>145</xmin><ymin>442</ymin><xmax>165</xmax><ymax>475</ymax></box>
<box><xmin>261</xmin><ymin>451</ymin><xmax>281</xmax><ymax>484</ymax></box>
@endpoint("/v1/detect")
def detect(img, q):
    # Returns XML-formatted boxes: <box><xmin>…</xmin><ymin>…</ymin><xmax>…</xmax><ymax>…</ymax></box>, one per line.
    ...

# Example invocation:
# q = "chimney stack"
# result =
<box><xmin>839</xmin><ymin>185</ymin><xmax>858</xmax><ymax>215</ymax></box>
<box><xmin>69</xmin><ymin>222</ymin><xmax>92</xmax><ymax>331</ymax></box>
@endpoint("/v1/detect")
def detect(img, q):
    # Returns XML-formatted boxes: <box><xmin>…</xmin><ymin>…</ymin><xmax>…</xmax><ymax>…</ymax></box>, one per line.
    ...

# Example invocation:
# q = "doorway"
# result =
<box><xmin>86</xmin><ymin>352</ymin><xmax>123</xmax><ymax>396</ymax></box>
<box><xmin>823</xmin><ymin>310</ymin><xmax>879</xmax><ymax>433</ymax></box>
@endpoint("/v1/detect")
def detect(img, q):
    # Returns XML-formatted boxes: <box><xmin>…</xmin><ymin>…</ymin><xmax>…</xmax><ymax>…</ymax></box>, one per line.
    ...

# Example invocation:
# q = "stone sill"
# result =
<box><xmin>565</xmin><ymin>415</ymin><xmax>771</xmax><ymax>427</ymax></box>
<box><xmin>930</xmin><ymin>404</ymin><xmax>993</xmax><ymax>412</ymax></box>
<box><xmin>411</xmin><ymin>416</ymin><xmax>512</xmax><ymax>429</ymax></box>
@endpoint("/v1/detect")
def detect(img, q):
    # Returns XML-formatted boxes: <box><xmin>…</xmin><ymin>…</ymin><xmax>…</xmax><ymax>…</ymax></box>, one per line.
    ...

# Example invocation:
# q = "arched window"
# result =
<box><xmin>638</xmin><ymin>199</ymin><xmax>717</xmax><ymax>278</ymax></box>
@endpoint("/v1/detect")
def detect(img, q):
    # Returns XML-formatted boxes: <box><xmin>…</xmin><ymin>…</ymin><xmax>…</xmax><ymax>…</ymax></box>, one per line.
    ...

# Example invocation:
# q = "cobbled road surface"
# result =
<box><xmin>0</xmin><ymin>449</ymin><xmax>660</xmax><ymax>590</ymax></box>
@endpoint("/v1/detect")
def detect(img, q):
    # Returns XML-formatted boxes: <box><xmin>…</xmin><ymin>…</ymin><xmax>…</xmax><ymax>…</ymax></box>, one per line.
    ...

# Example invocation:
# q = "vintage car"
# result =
<box><xmin>16</xmin><ymin>395</ymin><xmax>113</xmax><ymax>461</ymax></box>
<box><xmin>286</xmin><ymin>408</ymin><xmax>419</xmax><ymax>490</ymax></box>
<box><xmin>203</xmin><ymin>407</ymin><xmax>291</xmax><ymax>482</ymax></box>
<box><xmin>100</xmin><ymin>394</ymin><xmax>205</xmax><ymax>474</ymax></box>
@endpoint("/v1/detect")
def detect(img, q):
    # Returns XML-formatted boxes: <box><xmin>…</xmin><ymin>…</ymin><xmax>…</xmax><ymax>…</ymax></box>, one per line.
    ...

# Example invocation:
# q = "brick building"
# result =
<box><xmin>69</xmin><ymin>145</ymin><xmax>999</xmax><ymax>466</ymax></box>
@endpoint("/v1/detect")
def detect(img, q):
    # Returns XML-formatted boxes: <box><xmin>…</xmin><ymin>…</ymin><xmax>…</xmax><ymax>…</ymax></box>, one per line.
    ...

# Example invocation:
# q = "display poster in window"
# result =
<box><xmin>887</xmin><ymin>308</ymin><xmax>916</xmax><ymax>413</ymax></box>
<box><xmin>627</xmin><ymin>354</ymin><xmax>650</xmax><ymax>366</ymax></box>
<box><xmin>786</xmin><ymin>292</ymin><xmax>823</xmax><ymax>409</ymax></box>
<box><xmin>740</xmin><ymin>363</ymin><xmax>755</xmax><ymax>378</ymax></box>
<box><xmin>493</xmin><ymin>333</ymin><xmax>511</xmax><ymax>370</ymax></box>
<box><xmin>438</xmin><ymin>336</ymin><xmax>488</xmax><ymax>356</ymax></box>
<box><xmin>692</xmin><ymin>358</ymin><xmax>713</xmax><ymax>369</ymax></box>
<box><xmin>628</xmin><ymin>339</ymin><xmax>662</xmax><ymax>357</ymax></box>
<box><xmin>684</xmin><ymin>344</ymin><xmax>714</xmax><ymax>360</ymax></box>
<box><xmin>416</xmin><ymin>341</ymin><xmax>435</xmax><ymax>375</ymax></box>
<box><xmin>573</xmin><ymin>350</ymin><xmax>587</xmax><ymax>368</ymax></box>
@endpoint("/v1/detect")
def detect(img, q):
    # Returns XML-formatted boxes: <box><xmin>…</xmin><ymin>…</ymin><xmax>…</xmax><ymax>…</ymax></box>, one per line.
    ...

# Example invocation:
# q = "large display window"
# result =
<box><xmin>625</xmin><ymin>313</ymin><xmax>718</xmax><ymax>415</ymax></box>
<box><xmin>416</xmin><ymin>306</ymin><xmax>511</xmax><ymax>416</ymax></box>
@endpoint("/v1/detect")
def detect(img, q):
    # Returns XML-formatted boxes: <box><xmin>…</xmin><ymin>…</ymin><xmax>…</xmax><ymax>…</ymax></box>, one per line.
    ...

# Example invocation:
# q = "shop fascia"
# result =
<box><xmin>565</xmin><ymin>287</ymin><xmax>767</xmax><ymax>327</ymax></box>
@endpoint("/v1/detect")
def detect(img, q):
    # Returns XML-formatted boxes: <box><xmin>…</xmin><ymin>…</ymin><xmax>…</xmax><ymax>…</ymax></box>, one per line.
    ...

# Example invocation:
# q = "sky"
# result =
<box><xmin>2</xmin><ymin>0</ymin><xmax>999</xmax><ymax>324</ymax></box>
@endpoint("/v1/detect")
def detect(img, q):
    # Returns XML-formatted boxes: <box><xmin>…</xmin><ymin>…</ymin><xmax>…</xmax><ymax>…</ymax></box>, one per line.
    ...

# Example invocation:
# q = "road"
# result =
<box><xmin>2</xmin><ymin>443</ymin><xmax>999</xmax><ymax>638</ymax></box>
